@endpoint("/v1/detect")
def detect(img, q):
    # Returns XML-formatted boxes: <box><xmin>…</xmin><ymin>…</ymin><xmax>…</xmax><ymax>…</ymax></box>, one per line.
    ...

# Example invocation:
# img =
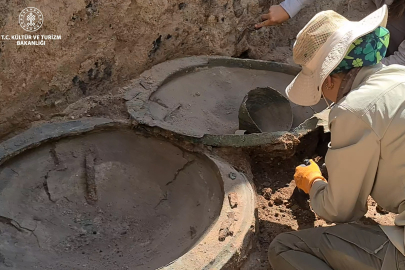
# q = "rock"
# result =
<box><xmin>273</xmin><ymin>197</ymin><xmax>283</xmax><ymax>206</ymax></box>
<box><xmin>218</xmin><ymin>212</ymin><xmax>235</xmax><ymax>241</ymax></box>
<box><xmin>178</xmin><ymin>3</ymin><xmax>187</xmax><ymax>10</ymax></box>
<box><xmin>262</xmin><ymin>188</ymin><xmax>272</xmax><ymax>200</ymax></box>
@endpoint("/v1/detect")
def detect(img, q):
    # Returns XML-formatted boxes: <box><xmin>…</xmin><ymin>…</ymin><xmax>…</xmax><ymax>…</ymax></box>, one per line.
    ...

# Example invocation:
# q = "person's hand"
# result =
<box><xmin>294</xmin><ymin>159</ymin><xmax>327</xmax><ymax>194</ymax></box>
<box><xmin>255</xmin><ymin>5</ymin><xmax>290</xmax><ymax>29</ymax></box>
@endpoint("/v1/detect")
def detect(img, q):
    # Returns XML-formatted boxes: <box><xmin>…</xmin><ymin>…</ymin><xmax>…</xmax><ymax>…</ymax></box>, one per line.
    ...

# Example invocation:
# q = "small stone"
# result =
<box><xmin>178</xmin><ymin>2</ymin><xmax>187</xmax><ymax>10</ymax></box>
<box><xmin>55</xmin><ymin>99</ymin><xmax>63</xmax><ymax>106</ymax></box>
<box><xmin>273</xmin><ymin>197</ymin><xmax>283</xmax><ymax>206</ymax></box>
<box><xmin>262</xmin><ymin>188</ymin><xmax>272</xmax><ymax>200</ymax></box>
<box><xmin>195</xmin><ymin>92</ymin><xmax>201</xmax><ymax>96</ymax></box>
<box><xmin>218</xmin><ymin>212</ymin><xmax>235</xmax><ymax>241</ymax></box>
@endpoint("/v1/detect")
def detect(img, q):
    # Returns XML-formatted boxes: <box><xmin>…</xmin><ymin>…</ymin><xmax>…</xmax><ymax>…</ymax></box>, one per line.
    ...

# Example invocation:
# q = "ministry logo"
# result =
<box><xmin>1</xmin><ymin>7</ymin><xmax>60</xmax><ymax>45</ymax></box>
<box><xmin>19</xmin><ymin>7</ymin><xmax>43</xmax><ymax>32</ymax></box>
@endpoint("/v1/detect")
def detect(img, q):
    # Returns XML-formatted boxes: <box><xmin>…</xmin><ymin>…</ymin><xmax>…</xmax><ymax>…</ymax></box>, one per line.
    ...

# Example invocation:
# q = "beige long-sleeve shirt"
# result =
<box><xmin>309</xmin><ymin>63</ymin><xmax>405</xmax><ymax>255</ymax></box>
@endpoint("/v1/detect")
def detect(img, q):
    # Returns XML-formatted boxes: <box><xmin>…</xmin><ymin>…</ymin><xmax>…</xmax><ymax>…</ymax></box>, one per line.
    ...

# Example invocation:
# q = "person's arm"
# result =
<box><xmin>309</xmin><ymin>106</ymin><xmax>380</xmax><ymax>223</ymax></box>
<box><xmin>255</xmin><ymin>0</ymin><xmax>314</xmax><ymax>28</ymax></box>
<box><xmin>280</xmin><ymin>0</ymin><xmax>315</xmax><ymax>18</ymax></box>
<box><xmin>381</xmin><ymin>40</ymin><xmax>405</xmax><ymax>66</ymax></box>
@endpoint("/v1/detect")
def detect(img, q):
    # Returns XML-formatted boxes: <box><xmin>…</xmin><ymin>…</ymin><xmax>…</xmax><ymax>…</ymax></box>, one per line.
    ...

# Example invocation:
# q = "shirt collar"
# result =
<box><xmin>336</xmin><ymin>68</ymin><xmax>361</xmax><ymax>102</ymax></box>
<box><xmin>351</xmin><ymin>63</ymin><xmax>384</xmax><ymax>90</ymax></box>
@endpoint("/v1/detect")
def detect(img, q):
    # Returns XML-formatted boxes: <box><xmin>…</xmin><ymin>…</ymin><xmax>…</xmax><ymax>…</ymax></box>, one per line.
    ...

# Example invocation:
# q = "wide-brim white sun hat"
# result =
<box><xmin>286</xmin><ymin>5</ymin><xmax>388</xmax><ymax>106</ymax></box>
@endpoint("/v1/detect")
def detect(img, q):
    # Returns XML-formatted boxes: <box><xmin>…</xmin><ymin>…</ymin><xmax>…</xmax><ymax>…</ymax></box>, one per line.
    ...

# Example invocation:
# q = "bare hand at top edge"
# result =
<box><xmin>255</xmin><ymin>5</ymin><xmax>290</xmax><ymax>29</ymax></box>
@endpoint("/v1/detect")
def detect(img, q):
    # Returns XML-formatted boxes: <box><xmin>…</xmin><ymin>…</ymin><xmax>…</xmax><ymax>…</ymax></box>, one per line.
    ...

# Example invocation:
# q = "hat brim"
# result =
<box><xmin>286</xmin><ymin>67</ymin><xmax>322</xmax><ymax>106</ymax></box>
<box><xmin>286</xmin><ymin>5</ymin><xmax>388</xmax><ymax>106</ymax></box>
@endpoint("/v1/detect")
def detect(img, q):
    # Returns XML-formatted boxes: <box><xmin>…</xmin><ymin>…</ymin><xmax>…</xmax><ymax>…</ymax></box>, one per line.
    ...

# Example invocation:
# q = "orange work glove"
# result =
<box><xmin>294</xmin><ymin>159</ymin><xmax>327</xmax><ymax>194</ymax></box>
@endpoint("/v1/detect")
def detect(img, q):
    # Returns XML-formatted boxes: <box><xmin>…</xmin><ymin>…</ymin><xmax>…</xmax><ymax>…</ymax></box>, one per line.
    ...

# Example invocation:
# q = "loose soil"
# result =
<box><xmin>150</xmin><ymin>66</ymin><xmax>326</xmax><ymax>137</ymax></box>
<box><xmin>241</xmin><ymin>155</ymin><xmax>396</xmax><ymax>270</ymax></box>
<box><xmin>0</xmin><ymin>130</ymin><xmax>223</xmax><ymax>270</ymax></box>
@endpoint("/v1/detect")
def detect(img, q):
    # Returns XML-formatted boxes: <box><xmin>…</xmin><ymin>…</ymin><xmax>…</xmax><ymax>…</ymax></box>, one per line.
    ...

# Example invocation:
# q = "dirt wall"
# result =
<box><xmin>0</xmin><ymin>0</ymin><xmax>374</xmax><ymax>139</ymax></box>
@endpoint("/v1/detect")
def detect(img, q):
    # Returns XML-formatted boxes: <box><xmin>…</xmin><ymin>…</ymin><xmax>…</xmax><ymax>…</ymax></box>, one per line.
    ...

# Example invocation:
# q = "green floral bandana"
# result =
<box><xmin>331</xmin><ymin>26</ymin><xmax>390</xmax><ymax>74</ymax></box>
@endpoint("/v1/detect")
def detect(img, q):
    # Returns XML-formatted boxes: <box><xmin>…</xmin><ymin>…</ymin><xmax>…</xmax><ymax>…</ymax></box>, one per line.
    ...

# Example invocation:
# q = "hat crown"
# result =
<box><xmin>293</xmin><ymin>10</ymin><xmax>348</xmax><ymax>66</ymax></box>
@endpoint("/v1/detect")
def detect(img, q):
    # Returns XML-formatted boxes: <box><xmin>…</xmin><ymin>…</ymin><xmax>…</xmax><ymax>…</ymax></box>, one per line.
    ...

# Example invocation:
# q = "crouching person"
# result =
<box><xmin>269</xmin><ymin>5</ymin><xmax>405</xmax><ymax>270</ymax></box>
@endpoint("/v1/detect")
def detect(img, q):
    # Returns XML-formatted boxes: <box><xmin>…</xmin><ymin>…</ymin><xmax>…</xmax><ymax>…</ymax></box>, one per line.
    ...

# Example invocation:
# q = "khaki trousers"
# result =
<box><xmin>269</xmin><ymin>224</ymin><xmax>405</xmax><ymax>270</ymax></box>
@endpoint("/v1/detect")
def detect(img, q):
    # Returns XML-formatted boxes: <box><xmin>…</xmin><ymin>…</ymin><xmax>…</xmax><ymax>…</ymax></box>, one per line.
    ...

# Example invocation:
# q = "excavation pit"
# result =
<box><xmin>0</xmin><ymin>119</ymin><xmax>255</xmax><ymax>270</ymax></box>
<box><xmin>126</xmin><ymin>56</ymin><xmax>328</xmax><ymax>151</ymax></box>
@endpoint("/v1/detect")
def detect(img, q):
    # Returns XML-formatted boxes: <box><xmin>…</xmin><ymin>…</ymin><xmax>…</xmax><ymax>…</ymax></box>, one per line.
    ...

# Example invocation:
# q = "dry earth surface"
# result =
<box><xmin>0</xmin><ymin>0</ymin><xmax>392</xmax><ymax>269</ymax></box>
<box><xmin>241</xmin><ymin>155</ymin><xmax>395</xmax><ymax>270</ymax></box>
<box><xmin>1</xmin><ymin>0</ymin><xmax>375</xmax><ymax>140</ymax></box>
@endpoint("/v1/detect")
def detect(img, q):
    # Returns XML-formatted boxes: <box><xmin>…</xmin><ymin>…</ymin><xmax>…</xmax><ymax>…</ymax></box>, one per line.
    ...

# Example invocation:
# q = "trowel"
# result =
<box><xmin>238</xmin><ymin>87</ymin><xmax>293</xmax><ymax>134</ymax></box>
